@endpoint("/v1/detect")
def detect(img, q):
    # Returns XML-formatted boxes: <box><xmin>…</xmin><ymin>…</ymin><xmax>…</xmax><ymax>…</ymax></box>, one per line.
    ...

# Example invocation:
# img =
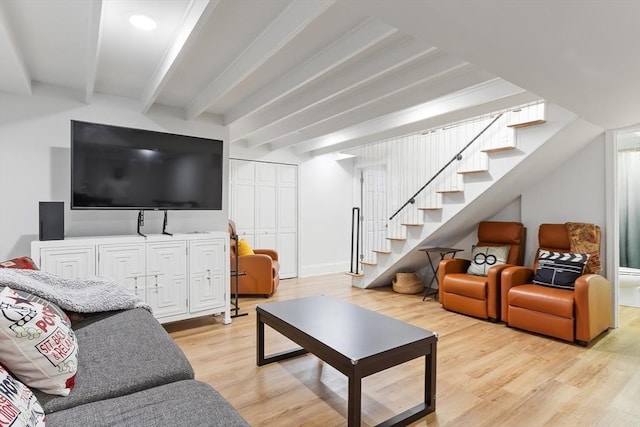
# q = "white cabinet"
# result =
<box><xmin>32</xmin><ymin>233</ymin><xmax>230</xmax><ymax>325</ymax></box>
<box><xmin>145</xmin><ymin>241</ymin><xmax>187</xmax><ymax>319</ymax></box>
<box><xmin>189</xmin><ymin>239</ymin><xmax>225</xmax><ymax>314</ymax></box>
<box><xmin>230</xmin><ymin>159</ymin><xmax>298</xmax><ymax>278</ymax></box>
<box><xmin>98</xmin><ymin>242</ymin><xmax>145</xmax><ymax>295</ymax></box>
<box><xmin>97</xmin><ymin>240</ymin><xmax>189</xmax><ymax>319</ymax></box>
<box><xmin>39</xmin><ymin>245</ymin><xmax>96</xmax><ymax>278</ymax></box>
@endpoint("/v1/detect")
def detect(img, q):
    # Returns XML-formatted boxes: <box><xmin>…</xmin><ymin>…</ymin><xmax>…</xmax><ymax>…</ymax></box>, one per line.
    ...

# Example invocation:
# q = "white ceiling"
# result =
<box><xmin>1</xmin><ymin>0</ymin><xmax>638</xmax><ymax>156</ymax></box>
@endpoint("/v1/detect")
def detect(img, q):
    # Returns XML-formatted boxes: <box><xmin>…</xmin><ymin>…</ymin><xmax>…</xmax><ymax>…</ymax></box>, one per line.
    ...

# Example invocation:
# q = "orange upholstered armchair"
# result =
<box><xmin>229</xmin><ymin>221</ymin><xmax>280</xmax><ymax>297</ymax></box>
<box><xmin>438</xmin><ymin>221</ymin><xmax>526</xmax><ymax>321</ymax></box>
<box><xmin>502</xmin><ymin>223</ymin><xmax>611</xmax><ymax>345</ymax></box>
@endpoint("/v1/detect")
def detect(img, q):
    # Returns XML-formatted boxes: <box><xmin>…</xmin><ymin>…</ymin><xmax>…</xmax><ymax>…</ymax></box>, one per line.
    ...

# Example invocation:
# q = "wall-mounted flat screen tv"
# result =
<box><xmin>71</xmin><ymin>120</ymin><xmax>223</xmax><ymax>210</ymax></box>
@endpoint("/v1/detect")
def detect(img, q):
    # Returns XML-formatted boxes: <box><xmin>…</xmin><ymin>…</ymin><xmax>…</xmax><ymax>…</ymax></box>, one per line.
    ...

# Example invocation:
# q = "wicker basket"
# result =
<box><xmin>392</xmin><ymin>272</ymin><xmax>423</xmax><ymax>294</ymax></box>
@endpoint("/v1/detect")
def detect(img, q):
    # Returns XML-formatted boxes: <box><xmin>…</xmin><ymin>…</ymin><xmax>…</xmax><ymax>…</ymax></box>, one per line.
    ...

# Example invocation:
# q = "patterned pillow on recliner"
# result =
<box><xmin>533</xmin><ymin>250</ymin><xmax>589</xmax><ymax>289</ymax></box>
<box><xmin>466</xmin><ymin>245</ymin><xmax>510</xmax><ymax>276</ymax></box>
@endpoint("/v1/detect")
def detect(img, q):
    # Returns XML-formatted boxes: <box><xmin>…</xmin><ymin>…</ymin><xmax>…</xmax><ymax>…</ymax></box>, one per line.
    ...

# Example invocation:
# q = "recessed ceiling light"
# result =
<box><xmin>129</xmin><ymin>14</ymin><xmax>157</xmax><ymax>31</ymax></box>
<box><xmin>634</xmin><ymin>131</ymin><xmax>640</xmax><ymax>137</ymax></box>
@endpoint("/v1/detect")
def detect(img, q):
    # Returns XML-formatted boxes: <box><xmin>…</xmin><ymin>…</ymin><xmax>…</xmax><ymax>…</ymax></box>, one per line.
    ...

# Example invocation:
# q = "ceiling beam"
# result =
<box><xmin>185</xmin><ymin>0</ymin><xmax>336</xmax><ymax>120</ymax></box>
<box><xmin>0</xmin><ymin>2</ymin><xmax>31</xmax><ymax>95</ymax></box>
<box><xmin>224</xmin><ymin>17</ymin><xmax>397</xmax><ymax>125</ymax></box>
<box><xmin>272</xmin><ymin>66</ymin><xmax>494</xmax><ymax>153</ymax></box>
<box><xmin>250</xmin><ymin>53</ymin><xmax>470</xmax><ymax>149</ymax></box>
<box><xmin>230</xmin><ymin>35</ymin><xmax>435</xmax><ymax>143</ymax></box>
<box><xmin>311</xmin><ymin>91</ymin><xmax>540</xmax><ymax>157</ymax></box>
<box><xmin>140</xmin><ymin>0</ymin><xmax>218</xmax><ymax>113</ymax></box>
<box><xmin>84</xmin><ymin>0</ymin><xmax>103</xmax><ymax>104</ymax></box>
<box><xmin>293</xmin><ymin>79</ymin><xmax>528</xmax><ymax>155</ymax></box>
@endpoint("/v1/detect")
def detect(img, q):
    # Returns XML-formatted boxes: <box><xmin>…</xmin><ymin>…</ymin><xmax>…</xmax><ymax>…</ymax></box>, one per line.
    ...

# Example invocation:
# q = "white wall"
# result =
<box><xmin>0</xmin><ymin>87</ymin><xmax>229</xmax><ymax>261</ymax></box>
<box><xmin>298</xmin><ymin>155</ymin><xmax>354</xmax><ymax>276</ymax></box>
<box><xmin>451</xmin><ymin>197</ymin><xmax>523</xmax><ymax>261</ymax></box>
<box><xmin>521</xmin><ymin>134</ymin><xmax>607</xmax><ymax>268</ymax></box>
<box><xmin>448</xmin><ymin>134</ymin><xmax>607</xmax><ymax>269</ymax></box>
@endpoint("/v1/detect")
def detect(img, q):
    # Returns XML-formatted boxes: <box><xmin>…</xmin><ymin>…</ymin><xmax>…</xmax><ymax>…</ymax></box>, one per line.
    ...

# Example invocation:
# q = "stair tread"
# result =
<box><xmin>345</xmin><ymin>272</ymin><xmax>364</xmax><ymax>278</ymax></box>
<box><xmin>507</xmin><ymin>119</ymin><xmax>546</xmax><ymax>128</ymax></box>
<box><xmin>436</xmin><ymin>189</ymin><xmax>463</xmax><ymax>194</ymax></box>
<box><xmin>361</xmin><ymin>260</ymin><xmax>377</xmax><ymax>266</ymax></box>
<box><xmin>401</xmin><ymin>223</ymin><xmax>424</xmax><ymax>226</ymax></box>
<box><xmin>372</xmin><ymin>250</ymin><xmax>391</xmax><ymax>254</ymax></box>
<box><xmin>417</xmin><ymin>207</ymin><xmax>442</xmax><ymax>211</ymax></box>
<box><xmin>482</xmin><ymin>145</ymin><xmax>516</xmax><ymax>153</ymax></box>
<box><xmin>386</xmin><ymin>237</ymin><xmax>407</xmax><ymax>241</ymax></box>
<box><xmin>458</xmin><ymin>169</ymin><xmax>488</xmax><ymax>174</ymax></box>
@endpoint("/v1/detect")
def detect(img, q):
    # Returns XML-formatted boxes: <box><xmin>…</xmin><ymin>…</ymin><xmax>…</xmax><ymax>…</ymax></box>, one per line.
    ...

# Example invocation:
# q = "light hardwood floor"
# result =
<box><xmin>165</xmin><ymin>274</ymin><xmax>640</xmax><ymax>426</ymax></box>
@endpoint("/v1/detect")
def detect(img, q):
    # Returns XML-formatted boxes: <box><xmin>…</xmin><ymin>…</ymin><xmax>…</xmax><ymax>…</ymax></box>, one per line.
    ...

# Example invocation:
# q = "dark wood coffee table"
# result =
<box><xmin>256</xmin><ymin>295</ymin><xmax>437</xmax><ymax>426</ymax></box>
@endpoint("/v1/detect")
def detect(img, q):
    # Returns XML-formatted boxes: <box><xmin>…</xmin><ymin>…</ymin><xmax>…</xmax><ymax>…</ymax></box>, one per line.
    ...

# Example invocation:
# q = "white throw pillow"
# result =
<box><xmin>466</xmin><ymin>245</ymin><xmax>510</xmax><ymax>276</ymax></box>
<box><xmin>0</xmin><ymin>364</ymin><xmax>46</xmax><ymax>426</ymax></box>
<box><xmin>0</xmin><ymin>286</ymin><xmax>78</xmax><ymax>396</ymax></box>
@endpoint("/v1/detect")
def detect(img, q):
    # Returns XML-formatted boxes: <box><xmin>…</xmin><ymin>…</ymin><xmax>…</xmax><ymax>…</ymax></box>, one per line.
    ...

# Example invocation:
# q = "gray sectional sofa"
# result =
<box><xmin>37</xmin><ymin>308</ymin><xmax>248</xmax><ymax>427</ymax></box>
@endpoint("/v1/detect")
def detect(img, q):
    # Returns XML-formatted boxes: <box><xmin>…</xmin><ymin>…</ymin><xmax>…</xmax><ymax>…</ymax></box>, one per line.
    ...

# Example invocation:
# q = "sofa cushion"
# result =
<box><xmin>532</xmin><ymin>250</ymin><xmax>588</xmax><ymax>289</ymax></box>
<box><xmin>0</xmin><ymin>287</ymin><xmax>78</xmax><ymax>396</ymax></box>
<box><xmin>508</xmin><ymin>284</ymin><xmax>575</xmax><ymax>319</ymax></box>
<box><xmin>466</xmin><ymin>245</ymin><xmax>509</xmax><ymax>276</ymax></box>
<box><xmin>442</xmin><ymin>273</ymin><xmax>488</xmax><ymax>299</ymax></box>
<box><xmin>45</xmin><ymin>380</ymin><xmax>249</xmax><ymax>427</ymax></box>
<box><xmin>34</xmin><ymin>308</ymin><xmax>194</xmax><ymax>413</ymax></box>
<box><xmin>0</xmin><ymin>364</ymin><xmax>46</xmax><ymax>427</ymax></box>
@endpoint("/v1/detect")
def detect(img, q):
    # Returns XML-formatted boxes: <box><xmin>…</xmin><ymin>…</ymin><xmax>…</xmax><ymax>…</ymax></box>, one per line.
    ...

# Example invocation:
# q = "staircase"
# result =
<box><xmin>348</xmin><ymin>101</ymin><xmax>580</xmax><ymax>288</ymax></box>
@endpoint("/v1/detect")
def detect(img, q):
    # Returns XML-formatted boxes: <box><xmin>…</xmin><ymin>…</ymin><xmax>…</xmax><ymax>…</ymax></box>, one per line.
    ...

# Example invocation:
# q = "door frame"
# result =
<box><xmin>605</xmin><ymin>124</ymin><xmax>640</xmax><ymax>328</ymax></box>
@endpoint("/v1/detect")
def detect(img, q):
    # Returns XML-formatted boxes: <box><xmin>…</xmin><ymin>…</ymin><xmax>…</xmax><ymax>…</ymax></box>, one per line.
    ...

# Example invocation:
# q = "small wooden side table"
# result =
<box><xmin>418</xmin><ymin>247</ymin><xmax>464</xmax><ymax>301</ymax></box>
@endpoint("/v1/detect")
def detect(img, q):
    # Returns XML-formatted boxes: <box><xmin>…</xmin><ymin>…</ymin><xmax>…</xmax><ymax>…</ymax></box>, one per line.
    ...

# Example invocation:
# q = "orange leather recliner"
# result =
<box><xmin>438</xmin><ymin>221</ymin><xmax>526</xmax><ymax>322</ymax></box>
<box><xmin>502</xmin><ymin>223</ymin><xmax>611</xmax><ymax>345</ymax></box>
<box><xmin>229</xmin><ymin>221</ymin><xmax>280</xmax><ymax>297</ymax></box>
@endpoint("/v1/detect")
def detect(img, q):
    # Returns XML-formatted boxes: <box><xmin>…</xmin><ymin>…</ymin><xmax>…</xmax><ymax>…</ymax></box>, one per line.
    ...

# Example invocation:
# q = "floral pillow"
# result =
<box><xmin>0</xmin><ymin>286</ymin><xmax>78</xmax><ymax>396</ymax></box>
<box><xmin>0</xmin><ymin>364</ymin><xmax>45</xmax><ymax>426</ymax></box>
<box><xmin>0</xmin><ymin>257</ymin><xmax>39</xmax><ymax>270</ymax></box>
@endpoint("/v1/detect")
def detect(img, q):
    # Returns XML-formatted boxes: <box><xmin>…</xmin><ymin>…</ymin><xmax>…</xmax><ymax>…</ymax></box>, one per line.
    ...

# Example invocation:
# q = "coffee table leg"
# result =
<box><xmin>256</xmin><ymin>311</ymin><xmax>309</xmax><ymax>366</ymax></box>
<box><xmin>348</xmin><ymin>374</ymin><xmax>362</xmax><ymax>427</ymax></box>
<box><xmin>257</xmin><ymin>312</ymin><xmax>265</xmax><ymax>366</ymax></box>
<box><xmin>425</xmin><ymin>341</ymin><xmax>437</xmax><ymax>411</ymax></box>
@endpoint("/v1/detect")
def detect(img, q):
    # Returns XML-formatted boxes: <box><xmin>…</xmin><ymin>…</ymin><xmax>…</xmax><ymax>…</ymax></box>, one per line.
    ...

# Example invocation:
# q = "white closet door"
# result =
<box><xmin>255</xmin><ymin>162</ymin><xmax>277</xmax><ymax>248</ymax></box>
<box><xmin>277</xmin><ymin>165</ymin><xmax>297</xmax><ymax>278</ymax></box>
<box><xmin>231</xmin><ymin>160</ymin><xmax>256</xmax><ymax>244</ymax></box>
<box><xmin>230</xmin><ymin>159</ymin><xmax>298</xmax><ymax>278</ymax></box>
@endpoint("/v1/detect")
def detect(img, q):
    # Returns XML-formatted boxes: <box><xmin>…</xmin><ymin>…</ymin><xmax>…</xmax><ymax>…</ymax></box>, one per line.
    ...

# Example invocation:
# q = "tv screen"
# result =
<box><xmin>71</xmin><ymin>120</ymin><xmax>223</xmax><ymax>210</ymax></box>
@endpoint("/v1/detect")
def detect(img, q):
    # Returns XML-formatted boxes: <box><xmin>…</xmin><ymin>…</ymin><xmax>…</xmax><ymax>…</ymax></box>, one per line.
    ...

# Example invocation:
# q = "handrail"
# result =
<box><xmin>350</xmin><ymin>207</ymin><xmax>361</xmax><ymax>274</ymax></box>
<box><xmin>389</xmin><ymin>113</ymin><xmax>504</xmax><ymax>221</ymax></box>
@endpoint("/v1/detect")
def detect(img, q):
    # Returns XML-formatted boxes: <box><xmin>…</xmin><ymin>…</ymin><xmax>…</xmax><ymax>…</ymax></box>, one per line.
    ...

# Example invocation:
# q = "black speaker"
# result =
<box><xmin>39</xmin><ymin>201</ymin><xmax>64</xmax><ymax>241</ymax></box>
